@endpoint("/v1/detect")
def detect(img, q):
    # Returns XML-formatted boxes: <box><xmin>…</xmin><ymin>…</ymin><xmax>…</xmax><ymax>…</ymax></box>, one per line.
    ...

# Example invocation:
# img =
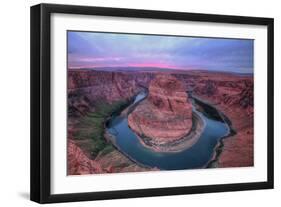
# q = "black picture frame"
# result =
<box><xmin>30</xmin><ymin>3</ymin><xmax>274</xmax><ymax>204</ymax></box>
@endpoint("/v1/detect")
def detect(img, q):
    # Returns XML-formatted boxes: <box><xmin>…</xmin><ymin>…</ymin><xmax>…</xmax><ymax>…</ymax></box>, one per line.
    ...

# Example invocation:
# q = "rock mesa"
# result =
<box><xmin>128</xmin><ymin>74</ymin><xmax>193</xmax><ymax>142</ymax></box>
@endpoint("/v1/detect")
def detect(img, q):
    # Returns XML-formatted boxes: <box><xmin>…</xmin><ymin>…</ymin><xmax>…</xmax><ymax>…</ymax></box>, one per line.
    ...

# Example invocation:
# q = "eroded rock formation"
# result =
<box><xmin>68</xmin><ymin>69</ymin><xmax>154</xmax><ymax>117</ymax></box>
<box><xmin>68</xmin><ymin>68</ymin><xmax>254</xmax><ymax>173</ymax></box>
<box><xmin>190</xmin><ymin>72</ymin><xmax>254</xmax><ymax>168</ymax></box>
<box><xmin>128</xmin><ymin>74</ymin><xmax>193</xmax><ymax>143</ymax></box>
<box><xmin>67</xmin><ymin>139</ymin><xmax>157</xmax><ymax>175</ymax></box>
<box><xmin>67</xmin><ymin>139</ymin><xmax>103</xmax><ymax>175</ymax></box>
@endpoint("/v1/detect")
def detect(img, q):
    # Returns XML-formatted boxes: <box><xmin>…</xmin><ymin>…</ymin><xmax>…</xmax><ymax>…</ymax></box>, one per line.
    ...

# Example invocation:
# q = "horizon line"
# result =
<box><xmin>68</xmin><ymin>66</ymin><xmax>253</xmax><ymax>74</ymax></box>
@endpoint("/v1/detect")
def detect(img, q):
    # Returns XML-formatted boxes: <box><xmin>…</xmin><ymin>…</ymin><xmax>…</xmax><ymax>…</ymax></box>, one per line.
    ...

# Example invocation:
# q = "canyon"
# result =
<box><xmin>128</xmin><ymin>74</ymin><xmax>193</xmax><ymax>147</ymax></box>
<box><xmin>67</xmin><ymin>68</ymin><xmax>253</xmax><ymax>174</ymax></box>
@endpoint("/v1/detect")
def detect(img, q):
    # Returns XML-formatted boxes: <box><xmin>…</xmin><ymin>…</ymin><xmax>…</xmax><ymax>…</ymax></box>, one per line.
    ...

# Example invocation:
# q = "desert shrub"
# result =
<box><xmin>73</xmin><ymin>100</ymin><xmax>128</xmax><ymax>157</ymax></box>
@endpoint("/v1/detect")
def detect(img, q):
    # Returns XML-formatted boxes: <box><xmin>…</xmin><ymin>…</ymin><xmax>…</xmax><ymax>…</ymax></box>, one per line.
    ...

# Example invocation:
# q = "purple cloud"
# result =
<box><xmin>68</xmin><ymin>31</ymin><xmax>254</xmax><ymax>73</ymax></box>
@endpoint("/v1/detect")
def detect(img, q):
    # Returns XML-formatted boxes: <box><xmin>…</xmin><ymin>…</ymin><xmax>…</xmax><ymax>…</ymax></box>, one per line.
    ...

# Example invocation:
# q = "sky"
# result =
<box><xmin>68</xmin><ymin>31</ymin><xmax>254</xmax><ymax>73</ymax></box>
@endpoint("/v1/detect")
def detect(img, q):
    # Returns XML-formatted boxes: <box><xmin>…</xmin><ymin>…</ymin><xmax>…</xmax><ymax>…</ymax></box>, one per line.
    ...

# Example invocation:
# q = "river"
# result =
<box><xmin>106</xmin><ymin>92</ymin><xmax>230</xmax><ymax>170</ymax></box>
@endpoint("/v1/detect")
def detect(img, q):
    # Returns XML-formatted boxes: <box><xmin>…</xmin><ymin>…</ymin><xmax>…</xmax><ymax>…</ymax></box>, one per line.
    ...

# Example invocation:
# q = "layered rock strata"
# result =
<box><xmin>68</xmin><ymin>69</ymin><xmax>154</xmax><ymax>117</ymax></box>
<box><xmin>192</xmin><ymin>73</ymin><xmax>254</xmax><ymax>168</ymax></box>
<box><xmin>68</xmin><ymin>69</ymin><xmax>254</xmax><ymax>173</ymax></box>
<box><xmin>128</xmin><ymin>74</ymin><xmax>193</xmax><ymax>145</ymax></box>
<box><xmin>68</xmin><ymin>139</ymin><xmax>157</xmax><ymax>175</ymax></box>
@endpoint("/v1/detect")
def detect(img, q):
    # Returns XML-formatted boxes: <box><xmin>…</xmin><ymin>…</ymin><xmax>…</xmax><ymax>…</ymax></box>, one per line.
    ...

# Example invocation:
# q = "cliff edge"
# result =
<box><xmin>128</xmin><ymin>74</ymin><xmax>193</xmax><ymax>144</ymax></box>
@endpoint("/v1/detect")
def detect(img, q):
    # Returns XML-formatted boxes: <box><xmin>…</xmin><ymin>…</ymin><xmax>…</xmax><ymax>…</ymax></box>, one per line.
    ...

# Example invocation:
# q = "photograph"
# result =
<box><xmin>30</xmin><ymin>3</ymin><xmax>274</xmax><ymax>203</ymax></box>
<box><xmin>67</xmin><ymin>31</ymin><xmax>254</xmax><ymax>175</ymax></box>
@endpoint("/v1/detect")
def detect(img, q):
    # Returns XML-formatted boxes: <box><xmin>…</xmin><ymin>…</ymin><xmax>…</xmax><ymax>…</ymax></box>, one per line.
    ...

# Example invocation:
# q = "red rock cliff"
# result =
<box><xmin>68</xmin><ymin>69</ymin><xmax>154</xmax><ymax>116</ymax></box>
<box><xmin>128</xmin><ymin>74</ymin><xmax>193</xmax><ymax>142</ymax></box>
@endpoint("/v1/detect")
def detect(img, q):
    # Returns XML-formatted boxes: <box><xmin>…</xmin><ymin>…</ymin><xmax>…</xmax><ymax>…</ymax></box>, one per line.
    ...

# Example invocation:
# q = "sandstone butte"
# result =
<box><xmin>128</xmin><ymin>74</ymin><xmax>193</xmax><ymax>143</ymax></box>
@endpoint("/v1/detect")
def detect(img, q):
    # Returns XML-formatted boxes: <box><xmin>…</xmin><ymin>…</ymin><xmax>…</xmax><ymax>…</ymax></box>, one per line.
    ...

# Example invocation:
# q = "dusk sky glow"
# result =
<box><xmin>68</xmin><ymin>31</ymin><xmax>254</xmax><ymax>73</ymax></box>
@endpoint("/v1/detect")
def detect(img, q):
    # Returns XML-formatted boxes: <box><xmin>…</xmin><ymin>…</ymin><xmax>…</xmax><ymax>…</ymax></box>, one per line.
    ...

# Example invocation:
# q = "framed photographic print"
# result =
<box><xmin>30</xmin><ymin>3</ymin><xmax>274</xmax><ymax>203</ymax></box>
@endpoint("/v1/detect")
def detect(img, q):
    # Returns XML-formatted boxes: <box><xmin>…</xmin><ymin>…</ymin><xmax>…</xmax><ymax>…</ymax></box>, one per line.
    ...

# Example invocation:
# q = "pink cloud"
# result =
<box><xmin>127</xmin><ymin>62</ymin><xmax>175</xmax><ymax>69</ymax></box>
<box><xmin>79</xmin><ymin>57</ymin><xmax>122</xmax><ymax>62</ymax></box>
